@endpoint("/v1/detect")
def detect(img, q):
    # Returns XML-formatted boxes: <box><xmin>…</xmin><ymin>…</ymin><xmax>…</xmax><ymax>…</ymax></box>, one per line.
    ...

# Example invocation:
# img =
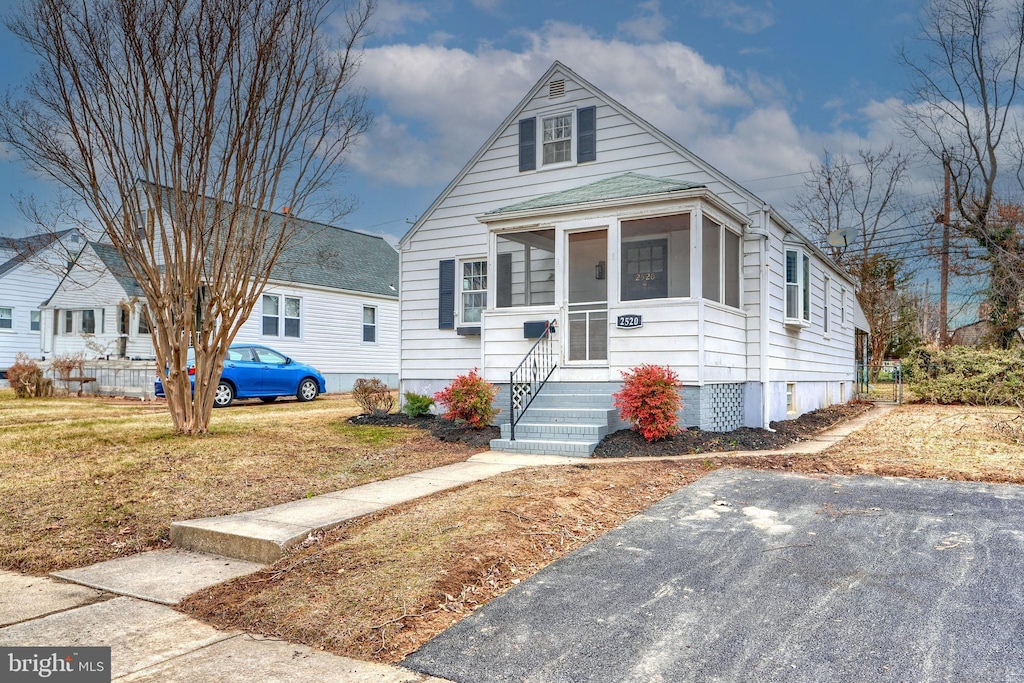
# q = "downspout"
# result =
<box><xmin>759</xmin><ymin>205</ymin><xmax>772</xmax><ymax>430</ymax></box>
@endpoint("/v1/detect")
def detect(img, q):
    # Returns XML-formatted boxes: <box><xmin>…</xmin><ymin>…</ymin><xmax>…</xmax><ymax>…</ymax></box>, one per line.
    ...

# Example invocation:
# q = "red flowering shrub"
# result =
<box><xmin>434</xmin><ymin>368</ymin><xmax>499</xmax><ymax>429</ymax></box>
<box><xmin>613</xmin><ymin>364</ymin><xmax>683</xmax><ymax>442</ymax></box>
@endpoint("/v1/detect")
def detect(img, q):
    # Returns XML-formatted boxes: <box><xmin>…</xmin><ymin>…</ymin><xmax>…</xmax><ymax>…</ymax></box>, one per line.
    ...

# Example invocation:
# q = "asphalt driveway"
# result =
<box><xmin>403</xmin><ymin>469</ymin><xmax>1024</xmax><ymax>682</ymax></box>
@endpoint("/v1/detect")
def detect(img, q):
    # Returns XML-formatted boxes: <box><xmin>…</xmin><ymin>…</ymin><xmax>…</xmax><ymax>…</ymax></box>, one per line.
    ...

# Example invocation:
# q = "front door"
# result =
<box><xmin>566</xmin><ymin>230</ymin><xmax>608</xmax><ymax>363</ymax></box>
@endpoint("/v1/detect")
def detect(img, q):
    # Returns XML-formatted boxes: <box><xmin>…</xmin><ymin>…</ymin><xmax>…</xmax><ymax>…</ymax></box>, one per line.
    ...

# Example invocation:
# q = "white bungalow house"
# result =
<box><xmin>0</xmin><ymin>229</ymin><xmax>84</xmax><ymax>374</ymax></box>
<box><xmin>43</xmin><ymin>208</ymin><xmax>399</xmax><ymax>394</ymax></box>
<box><xmin>398</xmin><ymin>61</ymin><xmax>869</xmax><ymax>456</ymax></box>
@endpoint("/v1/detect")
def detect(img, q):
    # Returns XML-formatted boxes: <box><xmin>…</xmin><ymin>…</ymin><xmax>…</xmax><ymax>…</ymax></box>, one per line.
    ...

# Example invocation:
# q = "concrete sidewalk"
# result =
<box><xmin>1</xmin><ymin>402</ymin><xmax>896</xmax><ymax>681</ymax></box>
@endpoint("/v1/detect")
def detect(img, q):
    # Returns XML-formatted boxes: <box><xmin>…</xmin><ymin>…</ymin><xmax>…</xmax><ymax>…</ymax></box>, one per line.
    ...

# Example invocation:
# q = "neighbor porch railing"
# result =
<box><xmin>509</xmin><ymin>319</ymin><xmax>558</xmax><ymax>441</ymax></box>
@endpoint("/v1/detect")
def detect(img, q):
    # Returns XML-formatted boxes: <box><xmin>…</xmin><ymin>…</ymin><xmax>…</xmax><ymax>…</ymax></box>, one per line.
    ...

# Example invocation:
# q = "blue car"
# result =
<box><xmin>155</xmin><ymin>344</ymin><xmax>326</xmax><ymax>407</ymax></box>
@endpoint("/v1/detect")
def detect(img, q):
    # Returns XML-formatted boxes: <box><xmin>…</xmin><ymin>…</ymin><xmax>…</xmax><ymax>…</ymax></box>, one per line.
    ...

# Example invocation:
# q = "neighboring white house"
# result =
<box><xmin>43</xmin><ymin>207</ymin><xmax>400</xmax><ymax>393</ymax></box>
<box><xmin>0</xmin><ymin>229</ymin><xmax>84</xmax><ymax>373</ymax></box>
<box><xmin>398</xmin><ymin>61</ymin><xmax>869</xmax><ymax>455</ymax></box>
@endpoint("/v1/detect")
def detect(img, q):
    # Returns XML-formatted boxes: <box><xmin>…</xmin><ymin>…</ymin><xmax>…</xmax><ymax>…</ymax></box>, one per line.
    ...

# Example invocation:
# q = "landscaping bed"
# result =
<box><xmin>348</xmin><ymin>412</ymin><xmax>500</xmax><ymax>449</ymax></box>
<box><xmin>592</xmin><ymin>401</ymin><xmax>872</xmax><ymax>457</ymax></box>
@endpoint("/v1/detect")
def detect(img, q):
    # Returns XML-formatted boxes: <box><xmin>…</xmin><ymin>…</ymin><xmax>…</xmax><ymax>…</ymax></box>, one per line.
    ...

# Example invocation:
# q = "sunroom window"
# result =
<box><xmin>701</xmin><ymin>217</ymin><xmax>741</xmax><ymax>307</ymax></box>
<box><xmin>495</xmin><ymin>229</ymin><xmax>555</xmax><ymax>308</ymax></box>
<box><xmin>620</xmin><ymin>214</ymin><xmax>690</xmax><ymax>301</ymax></box>
<box><xmin>785</xmin><ymin>248</ymin><xmax>811</xmax><ymax>325</ymax></box>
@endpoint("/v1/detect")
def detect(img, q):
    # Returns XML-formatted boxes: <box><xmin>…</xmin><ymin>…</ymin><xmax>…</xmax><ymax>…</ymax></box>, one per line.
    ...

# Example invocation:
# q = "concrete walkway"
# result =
<box><xmin>0</xmin><ymin>402</ymin><xmax>896</xmax><ymax>681</ymax></box>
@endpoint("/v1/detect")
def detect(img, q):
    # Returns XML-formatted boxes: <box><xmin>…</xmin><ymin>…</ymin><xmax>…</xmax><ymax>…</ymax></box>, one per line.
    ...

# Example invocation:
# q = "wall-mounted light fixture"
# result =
<box><xmin>595</xmin><ymin>260</ymin><xmax>606</xmax><ymax>280</ymax></box>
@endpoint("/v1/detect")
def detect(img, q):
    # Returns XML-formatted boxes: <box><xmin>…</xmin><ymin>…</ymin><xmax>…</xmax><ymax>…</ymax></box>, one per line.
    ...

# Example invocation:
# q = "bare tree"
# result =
<box><xmin>0</xmin><ymin>0</ymin><xmax>373</xmax><ymax>433</ymax></box>
<box><xmin>791</xmin><ymin>145</ymin><xmax>921</xmax><ymax>366</ymax></box>
<box><xmin>900</xmin><ymin>0</ymin><xmax>1024</xmax><ymax>347</ymax></box>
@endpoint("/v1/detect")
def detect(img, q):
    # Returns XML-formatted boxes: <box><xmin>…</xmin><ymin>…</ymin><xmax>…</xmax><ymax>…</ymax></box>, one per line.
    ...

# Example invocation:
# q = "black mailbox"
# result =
<box><xmin>523</xmin><ymin>320</ymin><xmax>553</xmax><ymax>338</ymax></box>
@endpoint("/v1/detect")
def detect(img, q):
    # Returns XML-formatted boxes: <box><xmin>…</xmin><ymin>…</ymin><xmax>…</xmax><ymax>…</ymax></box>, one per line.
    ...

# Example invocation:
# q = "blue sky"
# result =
<box><xmin>0</xmin><ymin>0</ymin><xmax>936</xmax><ymax>246</ymax></box>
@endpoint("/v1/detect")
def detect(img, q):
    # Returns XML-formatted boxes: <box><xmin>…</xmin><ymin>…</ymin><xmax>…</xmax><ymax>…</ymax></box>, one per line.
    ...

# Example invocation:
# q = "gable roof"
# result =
<box><xmin>89</xmin><ymin>241</ymin><xmax>146</xmax><ymax>298</ymax></box>
<box><xmin>485</xmin><ymin>173</ymin><xmax>704</xmax><ymax>216</ymax></box>
<box><xmin>400</xmin><ymin>61</ymin><xmax>768</xmax><ymax>248</ymax></box>
<box><xmin>0</xmin><ymin>229</ymin><xmax>77</xmax><ymax>279</ymax></box>
<box><xmin>103</xmin><ymin>186</ymin><xmax>399</xmax><ymax>298</ymax></box>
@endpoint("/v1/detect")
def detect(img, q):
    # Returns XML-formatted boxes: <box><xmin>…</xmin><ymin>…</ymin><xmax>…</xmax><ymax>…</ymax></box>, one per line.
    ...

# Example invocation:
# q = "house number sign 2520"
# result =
<box><xmin>616</xmin><ymin>314</ymin><xmax>643</xmax><ymax>329</ymax></box>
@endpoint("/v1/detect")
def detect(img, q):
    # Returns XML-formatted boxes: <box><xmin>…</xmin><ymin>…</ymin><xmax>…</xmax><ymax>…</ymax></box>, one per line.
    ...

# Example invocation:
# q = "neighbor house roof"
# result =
<box><xmin>485</xmin><ymin>173</ymin><xmax>704</xmax><ymax>216</ymax></box>
<box><xmin>0</xmin><ymin>230</ymin><xmax>77</xmax><ymax>279</ymax></box>
<box><xmin>109</xmin><ymin>184</ymin><xmax>398</xmax><ymax>298</ymax></box>
<box><xmin>89</xmin><ymin>241</ymin><xmax>146</xmax><ymax>298</ymax></box>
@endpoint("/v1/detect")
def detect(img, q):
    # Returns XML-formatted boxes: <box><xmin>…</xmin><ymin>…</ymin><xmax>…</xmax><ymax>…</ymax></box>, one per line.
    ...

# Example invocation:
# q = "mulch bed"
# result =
<box><xmin>592</xmin><ymin>402</ymin><xmax>873</xmax><ymax>458</ymax></box>
<box><xmin>349</xmin><ymin>401</ymin><xmax>872</xmax><ymax>456</ymax></box>
<box><xmin>348</xmin><ymin>412</ymin><xmax>499</xmax><ymax>449</ymax></box>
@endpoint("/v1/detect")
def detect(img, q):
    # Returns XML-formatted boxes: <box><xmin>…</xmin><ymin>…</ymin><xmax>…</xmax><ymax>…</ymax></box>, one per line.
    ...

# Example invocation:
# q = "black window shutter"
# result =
<box><xmin>496</xmin><ymin>252</ymin><xmax>512</xmax><ymax>308</ymax></box>
<box><xmin>438</xmin><ymin>259</ymin><xmax>455</xmax><ymax>329</ymax></box>
<box><xmin>577</xmin><ymin>106</ymin><xmax>597</xmax><ymax>162</ymax></box>
<box><xmin>518</xmin><ymin>118</ymin><xmax>536</xmax><ymax>172</ymax></box>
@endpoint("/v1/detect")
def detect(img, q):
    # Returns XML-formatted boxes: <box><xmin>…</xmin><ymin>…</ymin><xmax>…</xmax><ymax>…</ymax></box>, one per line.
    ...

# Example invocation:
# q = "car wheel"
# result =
<box><xmin>259</xmin><ymin>397</ymin><xmax>277</xmax><ymax>404</ymax></box>
<box><xmin>296</xmin><ymin>378</ymin><xmax>319</xmax><ymax>402</ymax></box>
<box><xmin>213</xmin><ymin>381</ymin><xmax>234</xmax><ymax>408</ymax></box>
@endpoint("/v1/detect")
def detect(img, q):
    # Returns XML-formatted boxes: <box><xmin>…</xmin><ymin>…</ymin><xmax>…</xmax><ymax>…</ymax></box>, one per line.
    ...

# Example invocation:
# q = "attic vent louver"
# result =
<box><xmin>548</xmin><ymin>79</ymin><xmax>565</xmax><ymax>99</ymax></box>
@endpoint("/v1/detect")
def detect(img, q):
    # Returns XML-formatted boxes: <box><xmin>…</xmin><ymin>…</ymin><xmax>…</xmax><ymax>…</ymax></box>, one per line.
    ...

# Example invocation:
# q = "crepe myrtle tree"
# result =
<box><xmin>0</xmin><ymin>0</ymin><xmax>374</xmax><ymax>433</ymax></box>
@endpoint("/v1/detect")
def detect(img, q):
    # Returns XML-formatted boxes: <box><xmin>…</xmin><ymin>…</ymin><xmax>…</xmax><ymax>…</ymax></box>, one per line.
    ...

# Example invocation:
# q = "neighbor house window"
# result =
<box><xmin>495</xmin><ymin>229</ymin><xmax>555</xmax><ymax>308</ymax></box>
<box><xmin>262</xmin><ymin>294</ymin><xmax>301</xmax><ymax>338</ymax></box>
<box><xmin>137</xmin><ymin>305</ymin><xmax>151</xmax><ymax>335</ymax></box>
<box><xmin>461</xmin><ymin>260</ymin><xmax>487</xmax><ymax>324</ymax></box>
<box><xmin>0</xmin><ymin>307</ymin><xmax>11</xmax><ymax>330</ymax></box>
<box><xmin>362</xmin><ymin>305</ymin><xmax>376</xmax><ymax>343</ymax></box>
<box><xmin>621</xmin><ymin>214</ymin><xmax>690</xmax><ymax>301</ymax></box>
<box><xmin>541</xmin><ymin>113</ymin><xmax>572</xmax><ymax>165</ymax></box>
<box><xmin>81</xmin><ymin>309</ymin><xmax>96</xmax><ymax>334</ymax></box>
<box><xmin>785</xmin><ymin>248</ymin><xmax>811</xmax><ymax>324</ymax></box>
<box><xmin>30</xmin><ymin>310</ymin><xmax>40</xmax><ymax>332</ymax></box>
<box><xmin>64</xmin><ymin>310</ymin><xmax>73</xmax><ymax>334</ymax></box>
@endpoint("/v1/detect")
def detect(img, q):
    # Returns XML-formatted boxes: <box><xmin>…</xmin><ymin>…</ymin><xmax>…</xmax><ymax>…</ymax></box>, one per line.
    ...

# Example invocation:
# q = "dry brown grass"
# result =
<box><xmin>181</xmin><ymin>402</ymin><xmax>1024</xmax><ymax>665</ymax></box>
<box><xmin>0</xmin><ymin>390</ymin><xmax>477</xmax><ymax>574</ymax></box>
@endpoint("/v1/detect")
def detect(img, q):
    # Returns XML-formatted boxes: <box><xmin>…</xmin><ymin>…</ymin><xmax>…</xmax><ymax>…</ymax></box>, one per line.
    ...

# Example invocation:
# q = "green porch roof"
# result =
<box><xmin>486</xmin><ymin>173</ymin><xmax>704</xmax><ymax>216</ymax></box>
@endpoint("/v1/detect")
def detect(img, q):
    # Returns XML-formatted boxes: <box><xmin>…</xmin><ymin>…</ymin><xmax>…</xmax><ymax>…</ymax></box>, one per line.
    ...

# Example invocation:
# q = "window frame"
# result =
<box><xmin>459</xmin><ymin>258</ymin><xmax>487</xmax><ymax>327</ymax></box>
<box><xmin>823</xmin><ymin>275</ymin><xmax>831</xmax><ymax>337</ymax></box>
<box><xmin>786</xmin><ymin>383</ymin><xmax>797</xmax><ymax>414</ymax></box>
<box><xmin>700</xmin><ymin>216</ymin><xmax>743</xmax><ymax>309</ymax></box>
<box><xmin>362</xmin><ymin>305</ymin><xmax>377</xmax><ymax>344</ymax></box>
<box><xmin>540</xmin><ymin>111</ymin><xmax>575</xmax><ymax>167</ymax></box>
<box><xmin>784</xmin><ymin>247</ymin><xmax>812</xmax><ymax>327</ymax></box>
<box><xmin>29</xmin><ymin>309</ymin><xmax>41</xmax><ymax>333</ymax></box>
<box><xmin>0</xmin><ymin>306</ymin><xmax>12</xmax><ymax>332</ymax></box>
<box><xmin>261</xmin><ymin>293</ymin><xmax>302</xmax><ymax>339</ymax></box>
<box><xmin>137</xmin><ymin>304</ymin><xmax>151</xmax><ymax>336</ymax></box>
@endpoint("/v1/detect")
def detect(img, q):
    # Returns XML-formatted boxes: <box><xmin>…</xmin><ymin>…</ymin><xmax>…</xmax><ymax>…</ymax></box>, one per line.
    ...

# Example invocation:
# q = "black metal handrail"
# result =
<box><xmin>509</xmin><ymin>319</ymin><xmax>558</xmax><ymax>441</ymax></box>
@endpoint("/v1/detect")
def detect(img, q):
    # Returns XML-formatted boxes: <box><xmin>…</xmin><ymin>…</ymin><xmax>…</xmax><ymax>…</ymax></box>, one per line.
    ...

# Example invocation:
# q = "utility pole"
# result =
<box><xmin>939</xmin><ymin>155</ymin><xmax>951</xmax><ymax>348</ymax></box>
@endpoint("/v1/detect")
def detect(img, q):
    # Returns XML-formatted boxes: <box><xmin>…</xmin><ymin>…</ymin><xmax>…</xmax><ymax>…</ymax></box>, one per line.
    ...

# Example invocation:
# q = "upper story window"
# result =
<box><xmin>785</xmin><ymin>247</ymin><xmax>811</xmax><ymax>325</ymax></box>
<box><xmin>518</xmin><ymin>105</ymin><xmax>597</xmax><ymax>172</ymax></box>
<box><xmin>542</xmin><ymin>113</ymin><xmax>572</xmax><ymax>165</ymax></box>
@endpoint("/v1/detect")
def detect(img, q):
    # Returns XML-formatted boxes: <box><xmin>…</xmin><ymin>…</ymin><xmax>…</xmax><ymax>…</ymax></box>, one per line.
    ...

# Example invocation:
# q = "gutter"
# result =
<box><xmin>759</xmin><ymin>205</ymin><xmax>772</xmax><ymax>431</ymax></box>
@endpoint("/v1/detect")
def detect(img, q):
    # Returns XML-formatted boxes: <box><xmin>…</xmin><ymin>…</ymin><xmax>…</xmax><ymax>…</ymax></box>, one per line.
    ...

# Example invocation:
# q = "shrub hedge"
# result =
<box><xmin>903</xmin><ymin>346</ymin><xmax>1024</xmax><ymax>405</ymax></box>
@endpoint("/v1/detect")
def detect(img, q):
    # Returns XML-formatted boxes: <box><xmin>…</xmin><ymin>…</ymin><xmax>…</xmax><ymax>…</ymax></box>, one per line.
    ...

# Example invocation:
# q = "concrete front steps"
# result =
<box><xmin>490</xmin><ymin>383</ymin><xmax>622</xmax><ymax>457</ymax></box>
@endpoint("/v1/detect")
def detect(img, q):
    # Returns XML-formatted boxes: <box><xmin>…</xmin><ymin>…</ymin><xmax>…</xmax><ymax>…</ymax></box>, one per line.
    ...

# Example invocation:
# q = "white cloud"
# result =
<box><xmin>695</xmin><ymin>1</ymin><xmax>776</xmax><ymax>34</ymax></box>
<box><xmin>370</xmin><ymin>0</ymin><xmax>437</xmax><ymax>38</ymax></box>
<box><xmin>351</xmin><ymin>22</ymin><xmax>762</xmax><ymax>185</ymax></box>
<box><xmin>617</xmin><ymin>1</ymin><xmax>672</xmax><ymax>42</ymax></box>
